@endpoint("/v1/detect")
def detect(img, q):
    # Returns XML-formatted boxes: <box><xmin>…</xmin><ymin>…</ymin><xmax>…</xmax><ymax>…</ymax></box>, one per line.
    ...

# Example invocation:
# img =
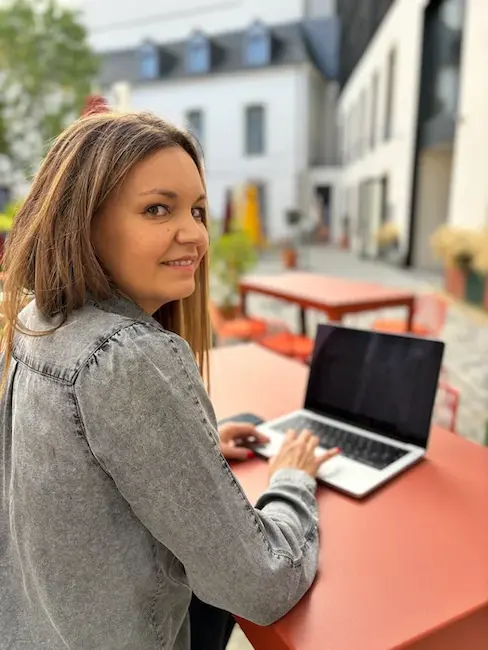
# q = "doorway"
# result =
<box><xmin>315</xmin><ymin>185</ymin><xmax>332</xmax><ymax>240</ymax></box>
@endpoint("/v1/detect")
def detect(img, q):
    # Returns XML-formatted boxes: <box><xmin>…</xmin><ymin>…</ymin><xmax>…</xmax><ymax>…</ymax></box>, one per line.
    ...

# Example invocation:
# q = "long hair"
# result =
<box><xmin>1</xmin><ymin>111</ymin><xmax>211</xmax><ymax>388</ymax></box>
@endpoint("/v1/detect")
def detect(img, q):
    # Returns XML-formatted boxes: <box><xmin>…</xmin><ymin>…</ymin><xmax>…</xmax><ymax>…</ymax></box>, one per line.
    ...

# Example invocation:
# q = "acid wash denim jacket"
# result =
<box><xmin>1</xmin><ymin>294</ymin><xmax>319</xmax><ymax>650</ymax></box>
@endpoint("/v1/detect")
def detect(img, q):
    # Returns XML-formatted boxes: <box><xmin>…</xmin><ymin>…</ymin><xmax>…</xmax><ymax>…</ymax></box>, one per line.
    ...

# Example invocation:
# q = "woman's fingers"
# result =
<box><xmin>316</xmin><ymin>447</ymin><xmax>341</xmax><ymax>466</ymax></box>
<box><xmin>284</xmin><ymin>428</ymin><xmax>299</xmax><ymax>442</ymax></box>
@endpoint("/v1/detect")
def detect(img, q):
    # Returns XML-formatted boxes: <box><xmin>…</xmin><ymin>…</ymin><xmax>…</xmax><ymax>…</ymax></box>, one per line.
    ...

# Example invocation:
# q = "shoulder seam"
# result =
<box><xmin>72</xmin><ymin>320</ymin><xmax>175</xmax><ymax>385</ymax></box>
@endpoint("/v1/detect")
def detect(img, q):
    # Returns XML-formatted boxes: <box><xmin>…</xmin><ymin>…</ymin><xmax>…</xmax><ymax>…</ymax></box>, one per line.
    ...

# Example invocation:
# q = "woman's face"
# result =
<box><xmin>92</xmin><ymin>146</ymin><xmax>209</xmax><ymax>314</ymax></box>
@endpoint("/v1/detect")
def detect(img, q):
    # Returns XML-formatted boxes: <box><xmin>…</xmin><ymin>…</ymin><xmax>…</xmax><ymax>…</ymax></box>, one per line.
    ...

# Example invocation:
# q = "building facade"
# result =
<box><xmin>72</xmin><ymin>0</ymin><xmax>340</xmax><ymax>241</ymax></box>
<box><xmin>335</xmin><ymin>0</ymin><xmax>428</xmax><ymax>263</ymax></box>
<box><xmin>335</xmin><ymin>0</ymin><xmax>487</xmax><ymax>271</ymax></box>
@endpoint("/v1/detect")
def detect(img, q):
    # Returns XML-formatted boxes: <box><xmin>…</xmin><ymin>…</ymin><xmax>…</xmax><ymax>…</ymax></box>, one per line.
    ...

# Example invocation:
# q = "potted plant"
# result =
<box><xmin>376</xmin><ymin>221</ymin><xmax>399</xmax><ymax>260</ymax></box>
<box><xmin>430</xmin><ymin>225</ymin><xmax>479</xmax><ymax>300</ymax></box>
<box><xmin>209</xmin><ymin>226</ymin><xmax>258</xmax><ymax>319</ymax></box>
<box><xmin>282</xmin><ymin>209</ymin><xmax>301</xmax><ymax>269</ymax></box>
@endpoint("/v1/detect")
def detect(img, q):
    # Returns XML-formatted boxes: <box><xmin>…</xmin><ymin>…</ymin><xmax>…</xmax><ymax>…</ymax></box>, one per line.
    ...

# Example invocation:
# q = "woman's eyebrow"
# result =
<box><xmin>139</xmin><ymin>189</ymin><xmax>207</xmax><ymax>202</ymax></box>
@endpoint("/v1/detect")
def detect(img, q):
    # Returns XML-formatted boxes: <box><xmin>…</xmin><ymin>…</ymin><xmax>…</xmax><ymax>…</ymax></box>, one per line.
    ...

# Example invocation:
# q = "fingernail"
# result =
<box><xmin>247</xmin><ymin>451</ymin><xmax>256</xmax><ymax>459</ymax></box>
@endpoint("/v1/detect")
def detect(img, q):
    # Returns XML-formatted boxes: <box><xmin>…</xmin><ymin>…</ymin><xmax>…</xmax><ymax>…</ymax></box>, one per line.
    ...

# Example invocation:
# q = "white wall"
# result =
<box><xmin>123</xmin><ymin>65</ymin><xmax>308</xmax><ymax>239</ymax></box>
<box><xmin>336</xmin><ymin>0</ymin><xmax>427</xmax><ymax>253</ymax></box>
<box><xmin>70</xmin><ymin>0</ymin><xmax>306</xmax><ymax>51</ymax></box>
<box><xmin>448</xmin><ymin>0</ymin><xmax>488</xmax><ymax>229</ymax></box>
<box><xmin>307</xmin><ymin>68</ymin><xmax>338</xmax><ymax>166</ymax></box>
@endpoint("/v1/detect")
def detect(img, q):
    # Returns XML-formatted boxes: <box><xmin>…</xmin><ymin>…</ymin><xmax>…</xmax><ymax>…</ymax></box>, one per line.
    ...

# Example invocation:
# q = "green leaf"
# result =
<box><xmin>0</xmin><ymin>0</ymin><xmax>98</xmax><ymax>174</ymax></box>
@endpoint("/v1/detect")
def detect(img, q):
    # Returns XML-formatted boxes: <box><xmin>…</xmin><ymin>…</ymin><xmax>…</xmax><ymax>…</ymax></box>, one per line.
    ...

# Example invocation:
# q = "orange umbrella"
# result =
<box><xmin>222</xmin><ymin>188</ymin><xmax>233</xmax><ymax>234</ymax></box>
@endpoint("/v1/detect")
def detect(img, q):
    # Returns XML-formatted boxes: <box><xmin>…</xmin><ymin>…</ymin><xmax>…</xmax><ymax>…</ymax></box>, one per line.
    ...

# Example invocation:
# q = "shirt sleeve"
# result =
<box><xmin>75</xmin><ymin>322</ymin><xmax>320</xmax><ymax>626</ymax></box>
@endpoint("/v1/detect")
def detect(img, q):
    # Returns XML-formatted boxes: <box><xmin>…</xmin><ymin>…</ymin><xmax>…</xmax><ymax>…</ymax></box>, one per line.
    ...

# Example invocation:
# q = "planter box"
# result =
<box><xmin>465</xmin><ymin>270</ymin><xmax>485</xmax><ymax>306</ymax></box>
<box><xmin>444</xmin><ymin>266</ymin><xmax>466</xmax><ymax>299</ymax></box>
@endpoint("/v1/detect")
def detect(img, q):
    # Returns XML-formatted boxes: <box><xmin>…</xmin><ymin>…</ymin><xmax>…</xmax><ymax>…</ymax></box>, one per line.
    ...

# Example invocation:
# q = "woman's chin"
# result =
<box><xmin>160</xmin><ymin>278</ymin><xmax>196</xmax><ymax>303</ymax></box>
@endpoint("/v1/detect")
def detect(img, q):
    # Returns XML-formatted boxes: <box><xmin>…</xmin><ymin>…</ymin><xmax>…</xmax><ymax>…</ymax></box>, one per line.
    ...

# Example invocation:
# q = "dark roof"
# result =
<box><xmin>98</xmin><ymin>20</ymin><xmax>338</xmax><ymax>87</ymax></box>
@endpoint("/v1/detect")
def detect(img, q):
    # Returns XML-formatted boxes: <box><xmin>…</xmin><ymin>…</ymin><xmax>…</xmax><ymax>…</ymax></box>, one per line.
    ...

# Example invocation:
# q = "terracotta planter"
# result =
<box><xmin>444</xmin><ymin>266</ymin><xmax>466</xmax><ymax>299</ymax></box>
<box><xmin>282</xmin><ymin>247</ymin><xmax>297</xmax><ymax>269</ymax></box>
<box><xmin>218</xmin><ymin>304</ymin><xmax>240</xmax><ymax>321</ymax></box>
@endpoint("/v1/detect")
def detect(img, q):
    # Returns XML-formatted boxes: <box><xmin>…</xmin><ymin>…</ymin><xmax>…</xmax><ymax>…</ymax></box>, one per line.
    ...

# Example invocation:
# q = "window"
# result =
<box><xmin>187</xmin><ymin>31</ymin><xmax>210</xmax><ymax>74</ymax></box>
<box><xmin>337</xmin><ymin>117</ymin><xmax>343</xmax><ymax>165</ymax></box>
<box><xmin>384</xmin><ymin>47</ymin><xmax>396</xmax><ymax>140</ymax></box>
<box><xmin>379</xmin><ymin>175</ymin><xmax>389</xmax><ymax>224</ymax></box>
<box><xmin>370</xmin><ymin>71</ymin><xmax>379</xmax><ymax>149</ymax></box>
<box><xmin>359</xmin><ymin>89</ymin><xmax>367</xmax><ymax>157</ymax></box>
<box><xmin>245</xmin><ymin>105</ymin><xmax>265</xmax><ymax>155</ymax></box>
<box><xmin>352</xmin><ymin>102</ymin><xmax>359</xmax><ymax>160</ymax></box>
<box><xmin>139</xmin><ymin>41</ymin><xmax>159</xmax><ymax>80</ymax></box>
<box><xmin>186</xmin><ymin>109</ymin><xmax>204</xmax><ymax>150</ymax></box>
<box><xmin>345</xmin><ymin>109</ymin><xmax>352</xmax><ymax>163</ymax></box>
<box><xmin>244</xmin><ymin>21</ymin><xmax>271</xmax><ymax>67</ymax></box>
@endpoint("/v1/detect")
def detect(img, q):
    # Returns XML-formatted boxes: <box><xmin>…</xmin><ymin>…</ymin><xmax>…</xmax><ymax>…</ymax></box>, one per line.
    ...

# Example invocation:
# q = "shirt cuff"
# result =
<box><xmin>269</xmin><ymin>468</ymin><xmax>317</xmax><ymax>494</ymax></box>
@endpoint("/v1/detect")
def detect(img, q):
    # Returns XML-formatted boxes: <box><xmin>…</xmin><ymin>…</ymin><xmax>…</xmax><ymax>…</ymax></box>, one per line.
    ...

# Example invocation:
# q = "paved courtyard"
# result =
<box><xmin>235</xmin><ymin>245</ymin><xmax>487</xmax><ymax>446</ymax></box>
<box><xmin>224</xmin><ymin>245</ymin><xmax>487</xmax><ymax>650</ymax></box>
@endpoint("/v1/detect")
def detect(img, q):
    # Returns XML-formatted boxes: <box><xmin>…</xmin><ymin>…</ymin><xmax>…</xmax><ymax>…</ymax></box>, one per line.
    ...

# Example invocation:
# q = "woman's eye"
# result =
<box><xmin>192</xmin><ymin>206</ymin><xmax>206</xmax><ymax>221</ymax></box>
<box><xmin>146</xmin><ymin>204</ymin><xmax>170</xmax><ymax>217</ymax></box>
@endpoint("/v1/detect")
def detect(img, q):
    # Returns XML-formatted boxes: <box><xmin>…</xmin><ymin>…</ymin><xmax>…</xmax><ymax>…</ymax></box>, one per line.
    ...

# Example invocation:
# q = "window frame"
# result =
<box><xmin>244</xmin><ymin>20</ymin><xmax>271</xmax><ymax>67</ymax></box>
<box><xmin>384</xmin><ymin>46</ymin><xmax>396</xmax><ymax>140</ymax></box>
<box><xmin>138</xmin><ymin>40</ymin><xmax>160</xmax><ymax>81</ymax></box>
<box><xmin>244</xmin><ymin>104</ymin><xmax>266</xmax><ymax>156</ymax></box>
<box><xmin>185</xmin><ymin>108</ymin><xmax>205</xmax><ymax>152</ymax></box>
<box><xmin>187</xmin><ymin>31</ymin><xmax>210</xmax><ymax>75</ymax></box>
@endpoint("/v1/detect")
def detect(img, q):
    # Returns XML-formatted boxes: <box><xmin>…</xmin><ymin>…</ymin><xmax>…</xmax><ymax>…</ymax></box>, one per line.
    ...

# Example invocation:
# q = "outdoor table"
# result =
<box><xmin>211</xmin><ymin>343</ymin><xmax>488</xmax><ymax>650</ymax></box>
<box><xmin>239</xmin><ymin>272</ymin><xmax>416</xmax><ymax>334</ymax></box>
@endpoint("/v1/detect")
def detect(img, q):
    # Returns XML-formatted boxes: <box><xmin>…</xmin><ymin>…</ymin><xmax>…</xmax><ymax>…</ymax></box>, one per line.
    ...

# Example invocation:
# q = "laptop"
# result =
<box><xmin>256</xmin><ymin>323</ymin><xmax>445</xmax><ymax>498</ymax></box>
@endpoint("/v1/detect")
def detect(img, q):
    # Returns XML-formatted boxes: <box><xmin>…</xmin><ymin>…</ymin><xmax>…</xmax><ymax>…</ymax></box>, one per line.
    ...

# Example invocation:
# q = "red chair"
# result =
<box><xmin>373</xmin><ymin>294</ymin><xmax>447</xmax><ymax>337</ymax></box>
<box><xmin>209</xmin><ymin>302</ymin><xmax>288</xmax><ymax>345</ymax></box>
<box><xmin>433</xmin><ymin>381</ymin><xmax>460</xmax><ymax>434</ymax></box>
<box><xmin>258</xmin><ymin>330</ymin><xmax>314</xmax><ymax>364</ymax></box>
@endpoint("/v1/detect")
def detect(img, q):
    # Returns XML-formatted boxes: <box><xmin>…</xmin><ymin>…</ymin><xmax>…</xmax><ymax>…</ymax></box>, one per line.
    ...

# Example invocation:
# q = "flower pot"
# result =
<box><xmin>218</xmin><ymin>304</ymin><xmax>240</xmax><ymax>321</ymax></box>
<box><xmin>282</xmin><ymin>247</ymin><xmax>297</xmax><ymax>269</ymax></box>
<box><xmin>444</xmin><ymin>266</ymin><xmax>466</xmax><ymax>299</ymax></box>
<box><xmin>465</xmin><ymin>269</ymin><xmax>484</xmax><ymax>305</ymax></box>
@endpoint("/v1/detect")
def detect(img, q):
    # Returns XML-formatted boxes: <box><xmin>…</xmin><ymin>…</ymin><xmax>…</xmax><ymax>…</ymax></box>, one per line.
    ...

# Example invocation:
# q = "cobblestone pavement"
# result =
<box><xmin>225</xmin><ymin>245</ymin><xmax>487</xmax><ymax>650</ymax></box>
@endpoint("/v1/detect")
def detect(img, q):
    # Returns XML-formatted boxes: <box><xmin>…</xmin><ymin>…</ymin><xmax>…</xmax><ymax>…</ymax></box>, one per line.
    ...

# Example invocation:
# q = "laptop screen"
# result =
<box><xmin>304</xmin><ymin>324</ymin><xmax>445</xmax><ymax>448</ymax></box>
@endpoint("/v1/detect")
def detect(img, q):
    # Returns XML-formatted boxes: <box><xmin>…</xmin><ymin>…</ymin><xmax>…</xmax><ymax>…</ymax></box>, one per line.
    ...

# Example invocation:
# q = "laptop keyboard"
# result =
<box><xmin>270</xmin><ymin>415</ymin><xmax>408</xmax><ymax>470</ymax></box>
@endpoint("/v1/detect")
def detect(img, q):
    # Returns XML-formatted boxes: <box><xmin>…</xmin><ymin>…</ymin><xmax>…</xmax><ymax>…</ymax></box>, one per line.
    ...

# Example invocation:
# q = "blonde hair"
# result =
<box><xmin>1</xmin><ymin>111</ymin><xmax>211</xmax><ymax>388</ymax></box>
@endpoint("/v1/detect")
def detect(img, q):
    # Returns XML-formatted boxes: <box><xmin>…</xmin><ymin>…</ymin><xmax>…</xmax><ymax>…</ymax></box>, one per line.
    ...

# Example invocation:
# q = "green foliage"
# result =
<box><xmin>0</xmin><ymin>198</ymin><xmax>22</xmax><ymax>232</ymax></box>
<box><xmin>210</xmin><ymin>226</ymin><xmax>258</xmax><ymax>307</ymax></box>
<box><xmin>0</xmin><ymin>0</ymin><xmax>99</xmax><ymax>174</ymax></box>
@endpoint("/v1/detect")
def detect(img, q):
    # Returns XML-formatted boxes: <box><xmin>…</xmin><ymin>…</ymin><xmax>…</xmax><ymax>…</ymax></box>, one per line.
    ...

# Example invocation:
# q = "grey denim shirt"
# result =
<box><xmin>1</xmin><ymin>295</ymin><xmax>319</xmax><ymax>650</ymax></box>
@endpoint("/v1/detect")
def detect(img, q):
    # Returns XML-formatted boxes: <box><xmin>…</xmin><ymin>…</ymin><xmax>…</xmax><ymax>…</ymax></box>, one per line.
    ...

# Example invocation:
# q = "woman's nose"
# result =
<box><xmin>176</xmin><ymin>212</ymin><xmax>207</xmax><ymax>244</ymax></box>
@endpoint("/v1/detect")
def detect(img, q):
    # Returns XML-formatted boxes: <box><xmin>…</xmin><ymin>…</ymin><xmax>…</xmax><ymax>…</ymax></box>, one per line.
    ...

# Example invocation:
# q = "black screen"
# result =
<box><xmin>305</xmin><ymin>324</ymin><xmax>445</xmax><ymax>448</ymax></box>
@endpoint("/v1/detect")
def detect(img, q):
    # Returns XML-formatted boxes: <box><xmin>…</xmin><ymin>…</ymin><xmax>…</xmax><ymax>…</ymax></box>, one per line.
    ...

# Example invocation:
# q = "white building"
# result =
<box><xmin>334</xmin><ymin>0</ymin><xmax>482</xmax><ymax>271</ymax></box>
<box><xmin>72</xmin><ymin>0</ymin><xmax>341</xmax><ymax>241</ymax></box>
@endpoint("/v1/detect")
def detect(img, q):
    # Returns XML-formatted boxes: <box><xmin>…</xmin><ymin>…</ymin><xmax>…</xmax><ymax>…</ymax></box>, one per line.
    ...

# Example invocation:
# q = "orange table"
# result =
<box><xmin>211</xmin><ymin>344</ymin><xmax>488</xmax><ymax>650</ymax></box>
<box><xmin>239</xmin><ymin>272</ymin><xmax>416</xmax><ymax>334</ymax></box>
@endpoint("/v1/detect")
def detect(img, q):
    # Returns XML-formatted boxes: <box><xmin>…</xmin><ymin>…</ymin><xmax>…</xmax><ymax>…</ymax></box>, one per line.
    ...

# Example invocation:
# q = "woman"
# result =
<box><xmin>0</xmin><ymin>112</ymin><xmax>338</xmax><ymax>650</ymax></box>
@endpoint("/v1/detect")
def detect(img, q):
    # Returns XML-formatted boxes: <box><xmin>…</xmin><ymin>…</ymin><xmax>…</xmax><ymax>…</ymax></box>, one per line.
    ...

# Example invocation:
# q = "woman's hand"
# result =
<box><xmin>268</xmin><ymin>429</ymin><xmax>340</xmax><ymax>479</ymax></box>
<box><xmin>218</xmin><ymin>422</ymin><xmax>270</xmax><ymax>461</ymax></box>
